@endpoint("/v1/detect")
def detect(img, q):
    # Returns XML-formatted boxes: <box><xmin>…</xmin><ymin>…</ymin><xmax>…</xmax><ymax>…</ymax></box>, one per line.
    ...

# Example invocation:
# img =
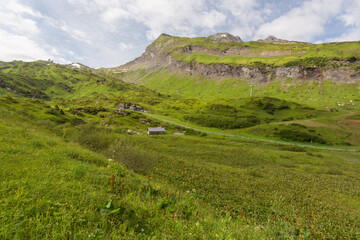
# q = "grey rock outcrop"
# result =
<box><xmin>208</xmin><ymin>33</ymin><xmax>243</xmax><ymax>43</ymax></box>
<box><xmin>264</xmin><ymin>35</ymin><xmax>281</xmax><ymax>43</ymax></box>
<box><xmin>112</xmin><ymin>109</ymin><xmax>129</xmax><ymax>116</ymax></box>
<box><xmin>115</xmin><ymin>34</ymin><xmax>360</xmax><ymax>84</ymax></box>
<box><xmin>116</xmin><ymin>103</ymin><xmax>147</xmax><ymax>112</ymax></box>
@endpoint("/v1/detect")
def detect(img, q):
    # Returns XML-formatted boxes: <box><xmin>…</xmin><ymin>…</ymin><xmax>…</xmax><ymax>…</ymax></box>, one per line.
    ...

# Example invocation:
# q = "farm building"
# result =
<box><xmin>147</xmin><ymin>127</ymin><xmax>166</xmax><ymax>135</ymax></box>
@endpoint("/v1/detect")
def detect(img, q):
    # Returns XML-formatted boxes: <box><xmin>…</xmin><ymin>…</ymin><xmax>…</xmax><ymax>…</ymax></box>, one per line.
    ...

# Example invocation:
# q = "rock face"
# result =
<box><xmin>112</xmin><ymin>109</ymin><xmax>129</xmax><ymax>116</ymax></box>
<box><xmin>258</xmin><ymin>35</ymin><xmax>297</xmax><ymax>44</ymax></box>
<box><xmin>116</xmin><ymin>103</ymin><xmax>147</xmax><ymax>112</ymax></box>
<box><xmin>264</xmin><ymin>35</ymin><xmax>281</xmax><ymax>43</ymax></box>
<box><xmin>115</xmin><ymin>34</ymin><xmax>360</xmax><ymax>84</ymax></box>
<box><xmin>208</xmin><ymin>33</ymin><xmax>243</xmax><ymax>43</ymax></box>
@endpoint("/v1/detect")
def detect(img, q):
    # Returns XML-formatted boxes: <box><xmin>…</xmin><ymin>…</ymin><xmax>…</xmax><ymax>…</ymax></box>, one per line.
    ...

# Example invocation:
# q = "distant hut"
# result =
<box><xmin>147</xmin><ymin>127</ymin><xmax>166</xmax><ymax>135</ymax></box>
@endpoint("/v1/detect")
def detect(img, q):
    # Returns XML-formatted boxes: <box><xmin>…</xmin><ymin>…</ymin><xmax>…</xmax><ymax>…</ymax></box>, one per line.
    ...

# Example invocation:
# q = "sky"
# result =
<box><xmin>0</xmin><ymin>0</ymin><xmax>359</xmax><ymax>68</ymax></box>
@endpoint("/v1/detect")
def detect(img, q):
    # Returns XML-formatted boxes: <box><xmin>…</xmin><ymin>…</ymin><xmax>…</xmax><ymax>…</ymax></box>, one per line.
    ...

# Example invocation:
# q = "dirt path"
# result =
<box><xmin>139</xmin><ymin>111</ymin><xmax>360</xmax><ymax>152</ymax></box>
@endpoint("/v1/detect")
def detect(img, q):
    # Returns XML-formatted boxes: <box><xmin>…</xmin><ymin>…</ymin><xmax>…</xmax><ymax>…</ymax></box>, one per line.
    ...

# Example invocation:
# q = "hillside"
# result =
<box><xmin>2</xmin><ymin>60</ymin><xmax>360</xmax><ymax>147</ymax></box>
<box><xmin>107</xmin><ymin>33</ymin><xmax>360</xmax><ymax>110</ymax></box>
<box><xmin>1</xmin><ymin>90</ymin><xmax>360</xmax><ymax>239</ymax></box>
<box><xmin>1</xmin><ymin>49</ymin><xmax>360</xmax><ymax>238</ymax></box>
<box><xmin>0</xmin><ymin>96</ymin><xmax>259</xmax><ymax>239</ymax></box>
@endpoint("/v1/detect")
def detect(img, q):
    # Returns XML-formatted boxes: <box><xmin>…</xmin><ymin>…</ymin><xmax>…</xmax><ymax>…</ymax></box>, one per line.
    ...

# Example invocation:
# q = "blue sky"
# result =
<box><xmin>0</xmin><ymin>0</ymin><xmax>359</xmax><ymax>68</ymax></box>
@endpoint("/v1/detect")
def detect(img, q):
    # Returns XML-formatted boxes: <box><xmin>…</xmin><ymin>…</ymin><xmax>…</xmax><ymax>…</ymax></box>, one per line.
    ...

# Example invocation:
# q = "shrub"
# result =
<box><xmin>278</xmin><ymin>129</ymin><xmax>326</xmax><ymax>144</ymax></box>
<box><xmin>189</xmin><ymin>114</ymin><xmax>260</xmax><ymax>129</ymax></box>
<box><xmin>68</xmin><ymin>123</ymin><xmax>114</xmax><ymax>151</ymax></box>
<box><xmin>279</xmin><ymin>145</ymin><xmax>307</xmax><ymax>152</ymax></box>
<box><xmin>284</xmin><ymin>57</ymin><xmax>328</xmax><ymax>67</ymax></box>
<box><xmin>326</xmin><ymin>167</ymin><xmax>343</xmax><ymax>175</ymax></box>
<box><xmin>107</xmin><ymin>138</ymin><xmax>155</xmax><ymax>174</ymax></box>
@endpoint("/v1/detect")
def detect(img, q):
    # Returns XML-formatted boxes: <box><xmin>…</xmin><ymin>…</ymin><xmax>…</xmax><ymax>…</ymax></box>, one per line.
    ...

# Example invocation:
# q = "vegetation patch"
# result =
<box><xmin>1</xmin><ymin>59</ymin><xmax>360</xmax><ymax>239</ymax></box>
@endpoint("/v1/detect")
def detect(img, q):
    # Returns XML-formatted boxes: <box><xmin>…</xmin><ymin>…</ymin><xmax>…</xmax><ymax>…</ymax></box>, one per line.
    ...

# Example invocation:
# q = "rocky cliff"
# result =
<box><xmin>115</xmin><ymin>33</ymin><xmax>360</xmax><ymax>84</ymax></box>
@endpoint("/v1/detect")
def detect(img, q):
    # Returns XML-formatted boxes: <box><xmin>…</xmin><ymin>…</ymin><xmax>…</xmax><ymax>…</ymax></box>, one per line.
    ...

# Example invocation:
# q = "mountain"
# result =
<box><xmin>108</xmin><ymin>33</ymin><xmax>360</xmax><ymax>109</ymax></box>
<box><xmin>1</xmin><ymin>38</ymin><xmax>360</xmax><ymax>238</ymax></box>
<box><xmin>114</xmin><ymin>33</ymin><xmax>360</xmax><ymax>82</ymax></box>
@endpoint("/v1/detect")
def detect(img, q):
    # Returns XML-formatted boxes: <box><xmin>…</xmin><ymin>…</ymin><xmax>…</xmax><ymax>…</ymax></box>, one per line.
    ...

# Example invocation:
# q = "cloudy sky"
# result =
<box><xmin>1</xmin><ymin>0</ymin><xmax>359</xmax><ymax>68</ymax></box>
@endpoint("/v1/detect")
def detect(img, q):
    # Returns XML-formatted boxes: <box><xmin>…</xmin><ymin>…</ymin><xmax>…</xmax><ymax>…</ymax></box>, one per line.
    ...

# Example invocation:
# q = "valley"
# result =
<box><xmin>1</xmin><ymin>33</ymin><xmax>360</xmax><ymax>239</ymax></box>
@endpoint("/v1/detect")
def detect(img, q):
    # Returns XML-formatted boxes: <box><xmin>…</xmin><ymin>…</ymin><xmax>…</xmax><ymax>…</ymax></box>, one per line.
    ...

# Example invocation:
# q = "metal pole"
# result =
<box><xmin>250</xmin><ymin>85</ymin><xmax>253</xmax><ymax>97</ymax></box>
<box><xmin>186</xmin><ymin>115</ymin><xmax>191</xmax><ymax>127</ymax></box>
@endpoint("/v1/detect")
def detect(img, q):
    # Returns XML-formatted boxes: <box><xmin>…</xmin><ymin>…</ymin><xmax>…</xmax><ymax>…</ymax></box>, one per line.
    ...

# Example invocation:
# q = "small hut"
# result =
<box><xmin>147</xmin><ymin>127</ymin><xmax>166</xmax><ymax>135</ymax></box>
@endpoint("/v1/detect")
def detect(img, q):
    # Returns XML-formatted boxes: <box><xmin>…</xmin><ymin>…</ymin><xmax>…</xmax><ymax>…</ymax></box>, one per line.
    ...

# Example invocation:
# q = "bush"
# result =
<box><xmin>278</xmin><ymin>129</ymin><xmax>326</xmax><ymax>144</ymax></box>
<box><xmin>279</xmin><ymin>145</ymin><xmax>307</xmax><ymax>152</ymax></box>
<box><xmin>68</xmin><ymin>123</ymin><xmax>114</xmax><ymax>151</ymax></box>
<box><xmin>107</xmin><ymin>138</ymin><xmax>155</xmax><ymax>174</ymax></box>
<box><xmin>284</xmin><ymin>57</ymin><xmax>328</xmax><ymax>67</ymax></box>
<box><xmin>189</xmin><ymin>114</ymin><xmax>260</xmax><ymax>129</ymax></box>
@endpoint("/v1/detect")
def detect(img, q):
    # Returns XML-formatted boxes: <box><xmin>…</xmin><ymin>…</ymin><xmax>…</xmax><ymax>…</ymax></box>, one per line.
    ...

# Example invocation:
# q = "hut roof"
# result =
<box><xmin>147</xmin><ymin>127</ymin><xmax>165</xmax><ymax>132</ymax></box>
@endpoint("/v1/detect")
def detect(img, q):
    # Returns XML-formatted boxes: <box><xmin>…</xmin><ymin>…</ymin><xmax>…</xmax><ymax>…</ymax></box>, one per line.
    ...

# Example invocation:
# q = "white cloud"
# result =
<box><xmin>126</xmin><ymin>0</ymin><xmax>227</xmax><ymax>39</ymax></box>
<box><xmin>254</xmin><ymin>0</ymin><xmax>345</xmax><ymax>42</ymax></box>
<box><xmin>340</xmin><ymin>0</ymin><xmax>360</xmax><ymax>26</ymax></box>
<box><xmin>0</xmin><ymin>0</ymin><xmax>69</xmax><ymax>64</ymax></box>
<box><xmin>0</xmin><ymin>29</ymin><xmax>52</xmax><ymax>61</ymax></box>
<box><xmin>67</xmin><ymin>0</ymin><xmax>227</xmax><ymax>40</ymax></box>
<box><xmin>0</xmin><ymin>11</ymin><xmax>40</xmax><ymax>35</ymax></box>
<box><xmin>199</xmin><ymin>10</ymin><xmax>227</xmax><ymax>29</ymax></box>
<box><xmin>326</xmin><ymin>0</ymin><xmax>360</xmax><ymax>42</ymax></box>
<box><xmin>326</xmin><ymin>29</ymin><xmax>360</xmax><ymax>42</ymax></box>
<box><xmin>59</xmin><ymin>22</ymin><xmax>93</xmax><ymax>45</ymax></box>
<box><xmin>215</xmin><ymin>0</ymin><xmax>272</xmax><ymax>39</ymax></box>
<box><xmin>101</xmin><ymin>8</ymin><xmax>131</xmax><ymax>24</ymax></box>
<box><xmin>1</xmin><ymin>0</ymin><xmax>359</xmax><ymax>68</ymax></box>
<box><xmin>217</xmin><ymin>0</ymin><xmax>262</xmax><ymax>23</ymax></box>
<box><xmin>118</xmin><ymin>43</ymin><xmax>133</xmax><ymax>51</ymax></box>
<box><xmin>5</xmin><ymin>0</ymin><xmax>44</xmax><ymax>18</ymax></box>
<box><xmin>0</xmin><ymin>0</ymin><xmax>43</xmax><ymax>36</ymax></box>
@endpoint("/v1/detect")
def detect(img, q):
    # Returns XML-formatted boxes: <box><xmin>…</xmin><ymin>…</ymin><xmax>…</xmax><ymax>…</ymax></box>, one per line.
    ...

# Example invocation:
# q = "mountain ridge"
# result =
<box><xmin>112</xmin><ymin>33</ymin><xmax>360</xmax><ymax>83</ymax></box>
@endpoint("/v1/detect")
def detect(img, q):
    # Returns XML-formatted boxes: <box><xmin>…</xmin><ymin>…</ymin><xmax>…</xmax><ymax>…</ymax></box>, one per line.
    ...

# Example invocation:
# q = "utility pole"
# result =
<box><xmin>95</xmin><ymin>96</ymin><xmax>101</xmax><ymax>105</ymax></box>
<box><xmin>185</xmin><ymin>115</ymin><xmax>191</xmax><ymax>127</ymax></box>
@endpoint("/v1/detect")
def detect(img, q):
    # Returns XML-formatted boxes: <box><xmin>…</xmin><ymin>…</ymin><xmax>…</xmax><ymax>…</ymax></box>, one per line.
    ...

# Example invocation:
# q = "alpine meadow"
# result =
<box><xmin>1</xmin><ymin>32</ymin><xmax>360</xmax><ymax>240</ymax></box>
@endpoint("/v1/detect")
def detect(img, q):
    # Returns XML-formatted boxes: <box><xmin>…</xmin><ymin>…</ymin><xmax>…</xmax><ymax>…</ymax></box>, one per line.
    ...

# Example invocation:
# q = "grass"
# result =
<box><xmin>152</xmin><ymin>34</ymin><xmax>360</xmax><ymax>68</ymax></box>
<box><xmin>133</xmin><ymin>134</ymin><xmax>360</xmax><ymax>239</ymax></box>
<box><xmin>1</xmin><ymin>97</ymin><xmax>360</xmax><ymax>239</ymax></box>
<box><xmin>1</xmin><ymin>59</ymin><xmax>360</xmax><ymax>238</ymax></box>
<box><xmin>118</xmin><ymin>34</ymin><xmax>360</xmax><ymax>116</ymax></box>
<box><xmin>0</xmin><ymin>99</ymin><xmax>271</xmax><ymax>239</ymax></box>
<box><xmin>122</xmin><ymin>69</ymin><xmax>360</xmax><ymax>111</ymax></box>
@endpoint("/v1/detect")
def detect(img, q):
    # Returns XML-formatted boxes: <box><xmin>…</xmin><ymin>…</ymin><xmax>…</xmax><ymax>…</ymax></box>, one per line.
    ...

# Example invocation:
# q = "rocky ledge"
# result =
<box><xmin>208</xmin><ymin>33</ymin><xmax>243</xmax><ymax>43</ymax></box>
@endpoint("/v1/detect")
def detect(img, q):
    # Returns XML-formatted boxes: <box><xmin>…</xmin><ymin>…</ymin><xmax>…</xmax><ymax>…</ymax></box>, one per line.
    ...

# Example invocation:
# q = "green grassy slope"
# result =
<box><xmin>114</xmin><ymin>35</ymin><xmax>360</xmax><ymax>117</ymax></box>
<box><xmin>151</xmin><ymin>34</ymin><xmax>360</xmax><ymax>68</ymax></box>
<box><xmin>1</xmin><ymin>60</ymin><xmax>359</xmax><ymax>147</ymax></box>
<box><xmin>0</xmin><ymin>60</ymin><xmax>168</xmax><ymax>107</ymax></box>
<box><xmin>139</xmin><ymin>135</ymin><xmax>360</xmax><ymax>238</ymax></box>
<box><xmin>1</xmin><ymin>95</ymin><xmax>360</xmax><ymax>239</ymax></box>
<box><xmin>1</xmin><ymin>57</ymin><xmax>360</xmax><ymax>239</ymax></box>
<box><xmin>121</xmin><ymin>69</ymin><xmax>360</xmax><ymax>110</ymax></box>
<box><xmin>0</xmin><ymin>96</ymin><xmax>269</xmax><ymax>239</ymax></box>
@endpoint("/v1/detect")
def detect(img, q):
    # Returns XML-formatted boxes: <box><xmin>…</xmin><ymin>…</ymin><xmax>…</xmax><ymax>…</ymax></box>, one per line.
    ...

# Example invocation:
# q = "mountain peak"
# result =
<box><xmin>160</xmin><ymin>33</ymin><xmax>172</xmax><ymax>37</ymax></box>
<box><xmin>208</xmin><ymin>33</ymin><xmax>243</xmax><ymax>43</ymax></box>
<box><xmin>258</xmin><ymin>35</ymin><xmax>300</xmax><ymax>44</ymax></box>
<box><xmin>264</xmin><ymin>35</ymin><xmax>280</xmax><ymax>42</ymax></box>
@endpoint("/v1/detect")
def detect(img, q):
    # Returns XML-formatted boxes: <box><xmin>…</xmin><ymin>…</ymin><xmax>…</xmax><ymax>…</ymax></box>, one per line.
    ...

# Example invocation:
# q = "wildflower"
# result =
<box><xmin>254</xmin><ymin>225</ymin><xmax>264</xmax><ymax>232</ymax></box>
